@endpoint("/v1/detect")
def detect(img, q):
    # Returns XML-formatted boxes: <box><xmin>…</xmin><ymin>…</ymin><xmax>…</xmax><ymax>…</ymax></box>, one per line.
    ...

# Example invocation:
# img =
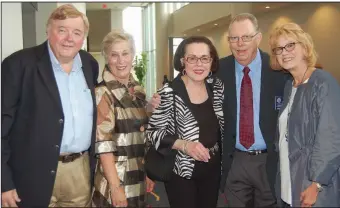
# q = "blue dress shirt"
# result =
<box><xmin>235</xmin><ymin>49</ymin><xmax>266</xmax><ymax>151</ymax></box>
<box><xmin>48</xmin><ymin>42</ymin><xmax>93</xmax><ymax>153</ymax></box>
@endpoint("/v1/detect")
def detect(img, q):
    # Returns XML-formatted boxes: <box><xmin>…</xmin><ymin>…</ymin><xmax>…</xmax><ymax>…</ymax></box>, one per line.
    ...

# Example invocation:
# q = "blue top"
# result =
<box><xmin>235</xmin><ymin>49</ymin><xmax>266</xmax><ymax>151</ymax></box>
<box><xmin>48</xmin><ymin>42</ymin><xmax>93</xmax><ymax>153</ymax></box>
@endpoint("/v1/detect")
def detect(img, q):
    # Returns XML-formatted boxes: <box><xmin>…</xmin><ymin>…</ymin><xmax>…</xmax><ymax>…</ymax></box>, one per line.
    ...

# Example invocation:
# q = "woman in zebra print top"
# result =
<box><xmin>146</xmin><ymin>36</ymin><xmax>224</xmax><ymax>208</ymax></box>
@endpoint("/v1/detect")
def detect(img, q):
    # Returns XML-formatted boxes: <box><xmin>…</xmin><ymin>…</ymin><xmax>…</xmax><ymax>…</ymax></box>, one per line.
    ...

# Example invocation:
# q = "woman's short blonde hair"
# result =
<box><xmin>47</xmin><ymin>4</ymin><xmax>89</xmax><ymax>36</ymax></box>
<box><xmin>101</xmin><ymin>29</ymin><xmax>136</xmax><ymax>63</ymax></box>
<box><xmin>269</xmin><ymin>23</ymin><xmax>317</xmax><ymax>70</ymax></box>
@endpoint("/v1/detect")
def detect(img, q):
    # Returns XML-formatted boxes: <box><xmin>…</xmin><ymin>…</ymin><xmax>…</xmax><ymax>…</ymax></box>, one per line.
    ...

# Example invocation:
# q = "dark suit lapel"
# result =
<box><xmin>275</xmin><ymin>79</ymin><xmax>292</xmax><ymax>146</ymax></box>
<box><xmin>259</xmin><ymin>51</ymin><xmax>271</xmax><ymax>132</ymax></box>
<box><xmin>226</xmin><ymin>56</ymin><xmax>237</xmax><ymax>121</ymax></box>
<box><xmin>36</xmin><ymin>42</ymin><xmax>63</xmax><ymax>113</ymax></box>
<box><xmin>278</xmin><ymin>80</ymin><xmax>292</xmax><ymax>118</ymax></box>
<box><xmin>80</xmin><ymin>52</ymin><xmax>94</xmax><ymax>89</ymax></box>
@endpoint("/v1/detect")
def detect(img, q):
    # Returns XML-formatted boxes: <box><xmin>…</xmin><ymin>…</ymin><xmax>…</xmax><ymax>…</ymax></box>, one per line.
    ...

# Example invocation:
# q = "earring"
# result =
<box><xmin>206</xmin><ymin>71</ymin><xmax>213</xmax><ymax>83</ymax></box>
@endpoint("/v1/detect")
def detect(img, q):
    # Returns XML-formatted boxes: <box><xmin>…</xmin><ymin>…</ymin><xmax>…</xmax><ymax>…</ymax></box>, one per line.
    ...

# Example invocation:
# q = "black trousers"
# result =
<box><xmin>281</xmin><ymin>199</ymin><xmax>291</xmax><ymax>208</ymax></box>
<box><xmin>164</xmin><ymin>153</ymin><xmax>221</xmax><ymax>208</ymax></box>
<box><xmin>225</xmin><ymin>151</ymin><xmax>276</xmax><ymax>207</ymax></box>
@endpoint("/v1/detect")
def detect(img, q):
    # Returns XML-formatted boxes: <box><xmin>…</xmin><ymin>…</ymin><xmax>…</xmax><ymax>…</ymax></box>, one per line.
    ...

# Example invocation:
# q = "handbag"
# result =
<box><xmin>145</xmin><ymin>90</ymin><xmax>178</xmax><ymax>182</ymax></box>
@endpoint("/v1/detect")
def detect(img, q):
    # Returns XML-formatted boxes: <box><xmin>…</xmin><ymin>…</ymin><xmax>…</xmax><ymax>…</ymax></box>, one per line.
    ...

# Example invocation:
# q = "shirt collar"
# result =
<box><xmin>235</xmin><ymin>49</ymin><xmax>261</xmax><ymax>73</ymax></box>
<box><xmin>47</xmin><ymin>41</ymin><xmax>82</xmax><ymax>72</ymax></box>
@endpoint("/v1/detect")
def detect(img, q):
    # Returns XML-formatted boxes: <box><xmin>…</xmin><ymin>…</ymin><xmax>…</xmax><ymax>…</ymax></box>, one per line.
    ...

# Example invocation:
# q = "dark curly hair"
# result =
<box><xmin>173</xmin><ymin>36</ymin><xmax>219</xmax><ymax>73</ymax></box>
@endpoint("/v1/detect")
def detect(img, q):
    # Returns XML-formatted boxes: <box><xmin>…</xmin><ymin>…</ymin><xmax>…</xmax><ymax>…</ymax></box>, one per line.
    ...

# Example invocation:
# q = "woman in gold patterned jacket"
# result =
<box><xmin>92</xmin><ymin>30</ymin><xmax>155</xmax><ymax>207</ymax></box>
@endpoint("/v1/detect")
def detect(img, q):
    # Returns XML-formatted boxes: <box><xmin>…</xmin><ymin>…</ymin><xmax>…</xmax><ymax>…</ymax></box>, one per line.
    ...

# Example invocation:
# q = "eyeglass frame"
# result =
<box><xmin>272</xmin><ymin>42</ymin><xmax>301</xmax><ymax>55</ymax></box>
<box><xmin>183</xmin><ymin>55</ymin><xmax>213</xmax><ymax>64</ymax></box>
<box><xmin>227</xmin><ymin>32</ymin><xmax>259</xmax><ymax>43</ymax></box>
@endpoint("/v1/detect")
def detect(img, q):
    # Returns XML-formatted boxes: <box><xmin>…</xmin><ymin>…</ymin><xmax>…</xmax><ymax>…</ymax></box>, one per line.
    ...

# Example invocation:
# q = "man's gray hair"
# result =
<box><xmin>228</xmin><ymin>13</ymin><xmax>259</xmax><ymax>33</ymax></box>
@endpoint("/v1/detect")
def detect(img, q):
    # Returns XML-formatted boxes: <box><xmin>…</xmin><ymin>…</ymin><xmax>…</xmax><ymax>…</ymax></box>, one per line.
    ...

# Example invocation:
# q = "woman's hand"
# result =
<box><xmin>110</xmin><ymin>185</ymin><xmax>128</xmax><ymax>207</ymax></box>
<box><xmin>146</xmin><ymin>93</ymin><xmax>161</xmax><ymax>112</ymax></box>
<box><xmin>300</xmin><ymin>182</ymin><xmax>319</xmax><ymax>207</ymax></box>
<box><xmin>185</xmin><ymin>141</ymin><xmax>210</xmax><ymax>162</ymax></box>
<box><xmin>146</xmin><ymin>176</ymin><xmax>155</xmax><ymax>193</ymax></box>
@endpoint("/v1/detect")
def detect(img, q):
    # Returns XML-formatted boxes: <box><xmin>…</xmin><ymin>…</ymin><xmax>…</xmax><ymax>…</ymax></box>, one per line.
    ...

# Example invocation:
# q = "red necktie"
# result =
<box><xmin>239</xmin><ymin>66</ymin><xmax>254</xmax><ymax>149</ymax></box>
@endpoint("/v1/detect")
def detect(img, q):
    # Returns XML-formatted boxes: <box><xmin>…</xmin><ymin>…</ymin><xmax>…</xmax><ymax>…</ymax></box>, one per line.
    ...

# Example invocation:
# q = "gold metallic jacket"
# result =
<box><xmin>92</xmin><ymin>67</ymin><xmax>148</xmax><ymax>207</ymax></box>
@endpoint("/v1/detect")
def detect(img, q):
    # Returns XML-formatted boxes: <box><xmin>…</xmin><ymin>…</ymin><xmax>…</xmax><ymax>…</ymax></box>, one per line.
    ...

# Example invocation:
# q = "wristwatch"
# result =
<box><xmin>315</xmin><ymin>182</ymin><xmax>323</xmax><ymax>192</ymax></box>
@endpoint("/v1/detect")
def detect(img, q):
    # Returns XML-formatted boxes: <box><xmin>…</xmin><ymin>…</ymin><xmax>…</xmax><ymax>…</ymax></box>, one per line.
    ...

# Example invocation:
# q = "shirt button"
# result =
<box><xmin>51</xmin><ymin>170</ymin><xmax>55</xmax><ymax>175</ymax></box>
<box><xmin>59</xmin><ymin>119</ymin><xmax>63</xmax><ymax>124</ymax></box>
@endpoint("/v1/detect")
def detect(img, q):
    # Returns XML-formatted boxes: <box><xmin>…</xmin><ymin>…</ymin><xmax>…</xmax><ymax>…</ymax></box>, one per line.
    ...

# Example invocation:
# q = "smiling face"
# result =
<box><xmin>228</xmin><ymin>19</ymin><xmax>262</xmax><ymax>66</ymax></box>
<box><xmin>181</xmin><ymin>42</ymin><xmax>212</xmax><ymax>82</ymax></box>
<box><xmin>47</xmin><ymin>17</ymin><xmax>85</xmax><ymax>63</ymax></box>
<box><xmin>275</xmin><ymin>35</ymin><xmax>307</xmax><ymax>71</ymax></box>
<box><xmin>106</xmin><ymin>40</ymin><xmax>134</xmax><ymax>80</ymax></box>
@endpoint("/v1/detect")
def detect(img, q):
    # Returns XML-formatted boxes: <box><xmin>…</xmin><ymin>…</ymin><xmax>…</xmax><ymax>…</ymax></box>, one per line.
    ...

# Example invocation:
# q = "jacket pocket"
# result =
<box><xmin>288</xmin><ymin>148</ymin><xmax>303</xmax><ymax>162</ymax></box>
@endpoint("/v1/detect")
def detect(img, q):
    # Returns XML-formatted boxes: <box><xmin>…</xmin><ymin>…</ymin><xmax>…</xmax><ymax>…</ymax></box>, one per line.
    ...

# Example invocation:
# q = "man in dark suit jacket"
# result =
<box><xmin>216</xmin><ymin>13</ymin><xmax>288</xmax><ymax>207</ymax></box>
<box><xmin>1</xmin><ymin>4</ymin><xmax>98</xmax><ymax>207</ymax></box>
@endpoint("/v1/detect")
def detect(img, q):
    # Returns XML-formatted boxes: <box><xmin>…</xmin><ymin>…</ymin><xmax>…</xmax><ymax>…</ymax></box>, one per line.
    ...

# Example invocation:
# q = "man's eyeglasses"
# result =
<box><xmin>228</xmin><ymin>32</ymin><xmax>259</xmax><ymax>43</ymax></box>
<box><xmin>185</xmin><ymin>55</ymin><xmax>212</xmax><ymax>64</ymax></box>
<box><xmin>272</xmin><ymin>42</ymin><xmax>300</xmax><ymax>55</ymax></box>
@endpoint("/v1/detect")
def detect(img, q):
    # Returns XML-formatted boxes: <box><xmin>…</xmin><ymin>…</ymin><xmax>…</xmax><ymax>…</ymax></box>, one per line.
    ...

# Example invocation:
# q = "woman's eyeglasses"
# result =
<box><xmin>185</xmin><ymin>56</ymin><xmax>212</xmax><ymax>64</ymax></box>
<box><xmin>272</xmin><ymin>42</ymin><xmax>300</xmax><ymax>55</ymax></box>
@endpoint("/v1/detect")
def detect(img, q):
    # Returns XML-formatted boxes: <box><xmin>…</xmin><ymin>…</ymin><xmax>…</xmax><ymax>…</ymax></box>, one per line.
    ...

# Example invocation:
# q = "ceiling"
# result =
<box><xmin>86</xmin><ymin>2</ymin><xmax>147</xmax><ymax>11</ymax></box>
<box><xmin>183</xmin><ymin>15</ymin><xmax>232</xmax><ymax>36</ymax></box>
<box><xmin>85</xmin><ymin>2</ymin><xmax>295</xmax><ymax>36</ymax></box>
<box><xmin>181</xmin><ymin>2</ymin><xmax>295</xmax><ymax>36</ymax></box>
<box><xmin>252</xmin><ymin>2</ymin><xmax>293</xmax><ymax>14</ymax></box>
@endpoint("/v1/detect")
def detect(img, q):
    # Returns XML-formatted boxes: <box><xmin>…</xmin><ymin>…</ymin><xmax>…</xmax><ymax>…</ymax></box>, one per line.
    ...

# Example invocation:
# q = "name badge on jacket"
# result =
<box><xmin>275</xmin><ymin>96</ymin><xmax>283</xmax><ymax>110</ymax></box>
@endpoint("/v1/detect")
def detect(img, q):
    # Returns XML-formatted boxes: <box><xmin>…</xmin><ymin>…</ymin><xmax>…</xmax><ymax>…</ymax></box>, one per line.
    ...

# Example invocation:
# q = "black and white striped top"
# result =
<box><xmin>146</xmin><ymin>76</ymin><xmax>224</xmax><ymax>179</ymax></box>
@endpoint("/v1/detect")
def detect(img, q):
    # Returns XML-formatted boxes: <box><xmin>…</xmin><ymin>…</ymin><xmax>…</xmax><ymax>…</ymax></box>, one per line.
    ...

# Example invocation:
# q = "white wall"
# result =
<box><xmin>1</xmin><ymin>3</ymin><xmax>23</xmax><ymax>61</ymax></box>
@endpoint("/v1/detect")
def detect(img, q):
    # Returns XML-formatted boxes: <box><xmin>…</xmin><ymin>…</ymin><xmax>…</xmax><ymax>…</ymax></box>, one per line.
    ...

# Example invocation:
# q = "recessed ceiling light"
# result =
<box><xmin>214</xmin><ymin>23</ymin><xmax>218</xmax><ymax>26</ymax></box>
<box><xmin>197</xmin><ymin>29</ymin><xmax>200</xmax><ymax>32</ymax></box>
<box><xmin>265</xmin><ymin>6</ymin><xmax>270</xmax><ymax>9</ymax></box>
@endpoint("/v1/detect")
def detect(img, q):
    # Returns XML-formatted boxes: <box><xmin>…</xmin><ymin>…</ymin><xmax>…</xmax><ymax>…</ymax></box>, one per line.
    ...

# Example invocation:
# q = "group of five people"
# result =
<box><xmin>2</xmin><ymin>4</ymin><xmax>340</xmax><ymax>208</ymax></box>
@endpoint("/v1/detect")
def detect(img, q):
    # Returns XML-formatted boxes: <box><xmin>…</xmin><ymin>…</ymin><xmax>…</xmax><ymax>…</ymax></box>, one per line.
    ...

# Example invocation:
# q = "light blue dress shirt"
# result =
<box><xmin>235</xmin><ymin>49</ymin><xmax>266</xmax><ymax>151</ymax></box>
<box><xmin>48</xmin><ymin>42</ymin><xmax>93</xmax><ymax>153</ymax></box>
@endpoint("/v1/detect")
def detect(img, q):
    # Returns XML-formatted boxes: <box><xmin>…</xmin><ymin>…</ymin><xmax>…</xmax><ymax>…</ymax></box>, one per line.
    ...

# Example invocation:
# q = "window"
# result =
<box><xmin>169</xmin><ymin>37</ymin><xmax>184</xmax><ymax>79</ymax></box>
<box><xmin>142</xmin><ymin>3</ymin><xmax>156</xmax><ymax>99</ymax></box>
<box><xmin>123</xmin><ymin>7</ymin><xmax>143</xmax><ymax>81</ymax></box>
<box><xmin>123</xmin><ymin>7</ymin><xmax>143</xmax><ymax>56</ymax></box>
